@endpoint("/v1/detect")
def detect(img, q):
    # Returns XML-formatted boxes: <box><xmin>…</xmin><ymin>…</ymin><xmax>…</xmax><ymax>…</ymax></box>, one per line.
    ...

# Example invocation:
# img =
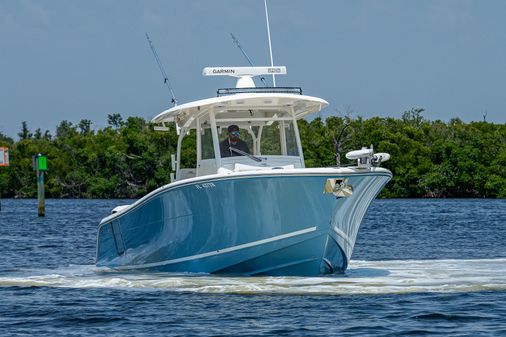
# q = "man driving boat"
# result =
<box><xmin>219</xmin><ymin>125</ymin><xmax>250</xmax><ymax>157</ymax></box>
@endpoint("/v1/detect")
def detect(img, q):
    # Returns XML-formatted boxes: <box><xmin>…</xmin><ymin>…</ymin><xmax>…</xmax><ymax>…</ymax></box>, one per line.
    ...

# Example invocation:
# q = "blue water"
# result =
<box><xmin>0</xmin><ymin>199</ymin><xmax>505</xmax><ymax>336</ymax></box>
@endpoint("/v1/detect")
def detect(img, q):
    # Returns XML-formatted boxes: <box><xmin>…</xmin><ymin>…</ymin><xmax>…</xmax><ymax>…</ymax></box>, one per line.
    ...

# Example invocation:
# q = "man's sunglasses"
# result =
<box><xmin>230</xmin><ymin>131</ymin><xmax>240</xmax><ymax>136</ymax></box>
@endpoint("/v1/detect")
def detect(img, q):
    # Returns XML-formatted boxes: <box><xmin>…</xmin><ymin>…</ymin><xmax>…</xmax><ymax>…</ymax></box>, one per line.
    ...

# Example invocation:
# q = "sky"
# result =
<box><xmin>1</xmin><ymin>0</ymin><xmax>505</xmax><ymax>138</ymax></box>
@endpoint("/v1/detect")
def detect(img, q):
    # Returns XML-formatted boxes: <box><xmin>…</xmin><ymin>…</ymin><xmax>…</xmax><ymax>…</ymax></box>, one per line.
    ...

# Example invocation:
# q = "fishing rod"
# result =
<box><xmin>145</xmin><ymin>33</ymin><xmax>178</xmax><ymax>106</ymax></box>
<box><xmin>230</xmin><ymin>33</ymin><xmax>268</xmax><ymax>86</ymax></box>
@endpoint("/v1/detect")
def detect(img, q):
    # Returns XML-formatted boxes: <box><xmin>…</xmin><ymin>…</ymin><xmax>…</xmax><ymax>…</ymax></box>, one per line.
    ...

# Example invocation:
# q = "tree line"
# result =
<box><xmin>0</xmin><ymin>109</ymin><xmax>505</xmax><ymax>198</ymax></box>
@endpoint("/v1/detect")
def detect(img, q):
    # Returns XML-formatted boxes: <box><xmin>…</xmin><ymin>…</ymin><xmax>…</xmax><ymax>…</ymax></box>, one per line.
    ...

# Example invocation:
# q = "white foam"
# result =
<box><xmin>1</xmin><ymin>258</ymin><xmax>505</xmax><ymax>295</ymax></box>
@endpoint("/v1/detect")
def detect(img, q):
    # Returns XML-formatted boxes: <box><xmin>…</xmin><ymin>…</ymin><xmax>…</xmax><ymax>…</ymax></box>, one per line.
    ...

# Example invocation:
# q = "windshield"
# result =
<box><xmin>201</xmin><ymin>127</ymin><xmax>215</xmax><ymax>159</ymax></box>
<box><xmin>259</xmin><ymin>121</ymin><xmax>299</xmax><ymax>156</ymax></box>
<box><xmin>198</xmin><ymin>119</ymin><xmax>300</xmax><ymax>161</ymax></box>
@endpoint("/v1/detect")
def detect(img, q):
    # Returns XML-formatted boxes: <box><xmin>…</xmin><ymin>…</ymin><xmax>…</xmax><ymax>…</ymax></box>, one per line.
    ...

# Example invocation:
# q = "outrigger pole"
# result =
<box><xmin>145</xmin><ymin>33</ymin><xmax>178</xmax><ymax>106</ymax></box>
<box><xmin>230</xmin><ymin>33</ymin><xmax>268</xmax><ymax>87</ymax></box>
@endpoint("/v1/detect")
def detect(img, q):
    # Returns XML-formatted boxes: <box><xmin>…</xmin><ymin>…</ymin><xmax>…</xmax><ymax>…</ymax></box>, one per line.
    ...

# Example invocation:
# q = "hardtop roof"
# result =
<box><xmin>151</xmin><ymin>92</ymin><xmax>329</xmax><ymax>129</ymax></box>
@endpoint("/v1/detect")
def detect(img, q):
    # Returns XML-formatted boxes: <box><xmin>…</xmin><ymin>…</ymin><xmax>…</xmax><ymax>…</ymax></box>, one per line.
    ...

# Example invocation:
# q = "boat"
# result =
<box><xmin>95</xmin><ymin>66</ymin><xmax>392</xmax><ymax>276</ymax></box>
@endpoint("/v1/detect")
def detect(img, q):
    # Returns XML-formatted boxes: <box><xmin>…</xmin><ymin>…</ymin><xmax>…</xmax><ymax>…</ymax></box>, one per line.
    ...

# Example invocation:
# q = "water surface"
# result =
<box><xmin>0</xmin><ymin>199</ymin><xmax>505</xmax><ymax>336</ymax></box>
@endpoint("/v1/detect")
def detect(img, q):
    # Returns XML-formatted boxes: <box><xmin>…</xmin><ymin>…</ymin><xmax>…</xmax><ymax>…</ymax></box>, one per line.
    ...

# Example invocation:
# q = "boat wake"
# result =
<box><xmin>1</xmin><ymin>258</ymin><xmax>505</xmax><ymax>295</ymax></box>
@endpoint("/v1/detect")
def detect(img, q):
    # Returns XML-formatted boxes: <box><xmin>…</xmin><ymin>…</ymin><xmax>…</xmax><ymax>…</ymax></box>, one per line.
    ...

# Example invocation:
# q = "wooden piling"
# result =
<box><xmin>37</xmin><ymin>169</ymin><xmax>45</xmax><ymax>217</ymax></box>
<box><xmin>33</xmin><ymin>153</ymin><xmax>47</xmax><ymax>217</ymax></box>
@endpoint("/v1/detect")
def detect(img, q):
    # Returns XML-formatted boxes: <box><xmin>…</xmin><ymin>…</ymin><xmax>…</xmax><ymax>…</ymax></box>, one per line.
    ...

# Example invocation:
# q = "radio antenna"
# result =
<box><xmin>145</xmin><ymin>33</ymin><xmax>177</xmax><ymax>106</ymax></box>
<box><xmin>264</xmin><ymin>0</ymin><xmax>276</xmax><ymax>87</ymax></box>
<box><xmin>230</xmin><ymin>33</ymin><xmax>267</xmax><ymax>86</ymax></box>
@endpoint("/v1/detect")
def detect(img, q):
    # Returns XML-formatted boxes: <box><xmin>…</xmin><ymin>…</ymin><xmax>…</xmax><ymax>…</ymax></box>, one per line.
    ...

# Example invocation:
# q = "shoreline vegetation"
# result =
<box><xmin>1</xmin><ymin>109</ymin><xmax>505</xmax><ymax>199</ymax></box>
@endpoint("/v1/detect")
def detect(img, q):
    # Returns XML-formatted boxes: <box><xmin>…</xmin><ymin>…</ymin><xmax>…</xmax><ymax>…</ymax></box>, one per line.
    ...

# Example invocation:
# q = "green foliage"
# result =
<box><xmin>1</xmin><ymin>117</ymin><xmax>177</xmax><ymax>198</ymax></box>
<box><xmin>1</xmin><ymin>111</ymin><xmax>505</xmax><ymax>199</ymax></box>
<box><xmin>17</xmin><ymin>121</ymin><xmax>32</xmax><ymax>140</ymax></box>
<box><xmin>107</xmin><ymin>113</ymin><xmax>124</xmax><ymax>130</ymax></box>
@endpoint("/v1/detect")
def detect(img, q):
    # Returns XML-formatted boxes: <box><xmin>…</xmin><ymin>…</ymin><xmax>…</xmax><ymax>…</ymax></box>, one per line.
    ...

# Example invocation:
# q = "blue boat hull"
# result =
<box><xmin>96</xmin><ymin>171</ymin><xmax>391</xmax><ymax>276</ymax></box>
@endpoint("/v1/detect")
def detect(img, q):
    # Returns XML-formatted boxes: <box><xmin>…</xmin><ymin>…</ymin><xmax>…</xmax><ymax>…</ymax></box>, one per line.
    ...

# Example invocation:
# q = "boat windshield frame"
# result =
<box><xmin>174</xmin><ymin>105</ymin><xmax>305</xmax><ymax>180</ymax></box>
